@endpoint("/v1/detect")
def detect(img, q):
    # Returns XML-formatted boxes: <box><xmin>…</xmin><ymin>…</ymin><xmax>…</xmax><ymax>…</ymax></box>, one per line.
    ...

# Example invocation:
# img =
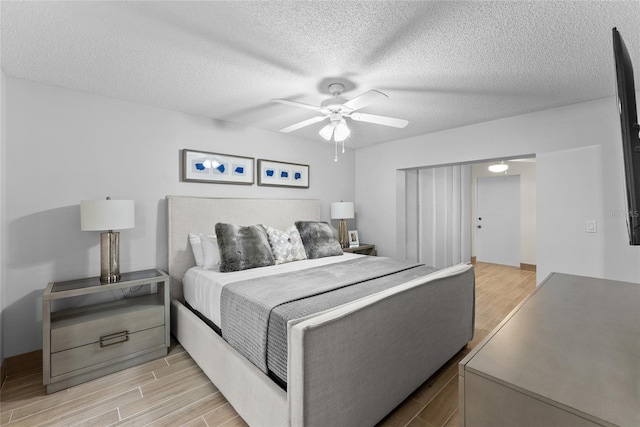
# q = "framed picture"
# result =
<box><xmin>257</xmin><ymin>159</ymin><xmax>309</xmax><ymax>188</ymax></box>
<box><xmin>348</xmin><ymin>230</ymin><xmax>360</xmax><ymax>247</ymax></box>
<box><xmin>182</xmin><ymin>149</ymin><xmax>254</xmax><ymax>185</ymax></box>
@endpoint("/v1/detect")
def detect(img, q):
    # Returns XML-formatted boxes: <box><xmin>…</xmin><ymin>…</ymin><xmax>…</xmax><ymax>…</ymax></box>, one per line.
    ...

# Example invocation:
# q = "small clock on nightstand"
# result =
<box><xmin>343</xmin><ymin>244</ymin><xmax>377</xmax><ymax>256</ymax></box>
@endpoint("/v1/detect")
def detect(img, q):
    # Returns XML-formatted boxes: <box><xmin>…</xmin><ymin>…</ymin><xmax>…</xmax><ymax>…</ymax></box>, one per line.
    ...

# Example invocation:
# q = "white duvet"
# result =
<box><xmin>183</xmin><ymin>252</ymin><xmax>363</xmax><ymax>326</ymax></box>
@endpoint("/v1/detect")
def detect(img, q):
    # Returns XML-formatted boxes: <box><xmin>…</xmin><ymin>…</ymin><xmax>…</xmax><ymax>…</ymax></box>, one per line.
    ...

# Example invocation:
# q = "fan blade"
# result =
<box><xmin>350</xmin><ymin>112</ymin><xmax>408</xmax><ymax>128</ymax></box>
<box><xmin>272</xmin><ymin>99</ymin><xmax>324</xmax><ymax>112</ymax></box>
<box><xmin>342</xmin><ymin>90</ymin><xmax>388</xmax><ymax>112</ymax></box>
<box><xmin>279</xmin><ymin>115</ymin><xmax>327</xmax><ymax>133</ymax></box>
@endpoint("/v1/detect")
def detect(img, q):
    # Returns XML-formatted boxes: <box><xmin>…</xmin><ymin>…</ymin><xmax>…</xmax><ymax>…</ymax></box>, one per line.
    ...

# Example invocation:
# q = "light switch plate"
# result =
<box><xmin>586</xmin><ymin>220</ymin><xmax>597</xmax><ymax>233</ymax></box>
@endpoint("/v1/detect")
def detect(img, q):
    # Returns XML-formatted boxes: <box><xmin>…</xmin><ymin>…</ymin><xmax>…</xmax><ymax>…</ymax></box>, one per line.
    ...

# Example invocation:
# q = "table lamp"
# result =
<box><xmin>81</xmin><ymin>197</ymin><xmax>135</xmax><ymax>283</ymax></box>
<box><xmin>330</xmin><ymin>201</ymin><xmax>354</xmax><ymax>248</ymax></box>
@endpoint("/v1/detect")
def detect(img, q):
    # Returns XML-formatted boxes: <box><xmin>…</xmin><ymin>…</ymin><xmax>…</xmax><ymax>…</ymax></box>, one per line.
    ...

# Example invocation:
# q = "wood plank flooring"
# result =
<box><xmin>0</xmin><ymin>262</ymin><xmax>535</xmax><ymax>427</ymax></box>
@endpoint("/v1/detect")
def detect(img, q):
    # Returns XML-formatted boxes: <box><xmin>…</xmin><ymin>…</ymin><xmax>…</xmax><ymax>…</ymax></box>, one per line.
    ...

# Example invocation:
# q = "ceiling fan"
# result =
<box><xmin>272</xmin><ymin>83</ymin><xmax>409</xmax><ymax>158</ymax></box>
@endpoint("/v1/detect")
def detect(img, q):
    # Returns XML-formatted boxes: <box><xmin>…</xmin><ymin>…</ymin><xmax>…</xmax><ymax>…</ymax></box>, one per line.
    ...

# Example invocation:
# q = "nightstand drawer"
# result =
<box><xmin>51</xmin><ymin>295</ymin><xmax>164</xmax><ymax>352</ymax></box>
<box><xmin>51</xmin><ymin>325</ymin><xmax>164</xmax><ymax>377</ymax></box>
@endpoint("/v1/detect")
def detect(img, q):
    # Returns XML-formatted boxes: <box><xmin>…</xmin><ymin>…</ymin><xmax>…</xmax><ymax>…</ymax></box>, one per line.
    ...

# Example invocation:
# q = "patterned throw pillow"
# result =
<box><xmin>265</xmin><ymin>225</ymin><xmax>307</xmax><ymax>265</ymax></box>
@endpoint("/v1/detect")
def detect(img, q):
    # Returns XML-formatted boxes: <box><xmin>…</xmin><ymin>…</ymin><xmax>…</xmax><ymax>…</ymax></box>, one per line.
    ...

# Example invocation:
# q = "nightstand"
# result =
<box><xmin>343</xmin><ymin>244</ymin><xmax>377</xmax><ymax>256</ymax></box>
<box><xmin>42</xmin><ymin>269</ymin><xmax>170</xmax><ymax>393</ymax></box>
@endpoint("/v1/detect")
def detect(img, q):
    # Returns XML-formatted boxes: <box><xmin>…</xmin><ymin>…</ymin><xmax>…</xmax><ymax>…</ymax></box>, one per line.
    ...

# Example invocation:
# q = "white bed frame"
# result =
<box><xmin>167</xmin><ymin>196</ymin><xmax>475</xmax><ymax>426</ymax></box>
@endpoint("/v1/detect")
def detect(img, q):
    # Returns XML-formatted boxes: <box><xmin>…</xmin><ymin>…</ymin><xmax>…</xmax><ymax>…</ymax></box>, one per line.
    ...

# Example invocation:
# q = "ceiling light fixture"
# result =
<box><xmin>319</xmin><ymin>115</ymin><xmax>350</xmax><ymax>162</ymax></box>
<box><xmin>334</xmin><ymin>120</ymin><xmax>351</xmax><ymax>142</ymax></box>
<box><xmin>488</xmin><ymin>161</ymin><xmax>509</xmax><ymax>173</ymax></box>
<box><xmin>276</xmin><ymin>82</ymin><xmax>408</xmax><ymax>162</ymax></box>
<box><xmin>319</xmin><ymin>123</ymin><xmax>334</xmax><ymax>141</ymax></box>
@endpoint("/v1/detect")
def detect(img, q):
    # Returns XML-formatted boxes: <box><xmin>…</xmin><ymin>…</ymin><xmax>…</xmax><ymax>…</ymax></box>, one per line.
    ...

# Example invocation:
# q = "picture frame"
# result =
<box><xmin>182</xmin><ymin>149</ymin><xmax>254</xmax><ymax>185</ymax></box>
<box><xmin>257</xmin><ymin>159</ymin><xmax>309</xmax><ymax>188</ymax></box>
<box><xmin>348</xmin><ymin>230</ymin><xmax>360</xmax><ymax>247</ymax></box>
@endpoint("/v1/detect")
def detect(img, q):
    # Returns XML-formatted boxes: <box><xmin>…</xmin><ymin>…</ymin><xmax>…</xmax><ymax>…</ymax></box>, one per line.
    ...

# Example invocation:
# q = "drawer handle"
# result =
<box><xmin>100</xmin><ymin>330</ymin><xmax>129</xmax><ymax>348</ymax></box>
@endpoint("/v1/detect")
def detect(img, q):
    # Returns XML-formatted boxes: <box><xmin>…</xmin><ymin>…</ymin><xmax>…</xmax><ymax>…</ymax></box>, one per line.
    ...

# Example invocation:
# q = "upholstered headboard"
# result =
<box><xmin>166</xmin><ymin>196</ymin><xmax>321</xmax><ymax>300</ymax></box>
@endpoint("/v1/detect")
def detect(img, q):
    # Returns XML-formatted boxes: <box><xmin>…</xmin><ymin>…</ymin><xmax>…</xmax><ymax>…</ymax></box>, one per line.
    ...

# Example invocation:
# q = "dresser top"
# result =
<box><xmin>462</xmin><ymin>272</ymin><xmax>640</xmax><ymax>426</ymax></box>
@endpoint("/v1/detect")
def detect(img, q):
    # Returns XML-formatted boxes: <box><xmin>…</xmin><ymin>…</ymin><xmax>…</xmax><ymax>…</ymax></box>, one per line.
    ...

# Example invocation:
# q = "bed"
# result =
<box><xmin>167</xmin><ymin>196</ymin><xmax>475</xmax><ymax>426</ymax></box>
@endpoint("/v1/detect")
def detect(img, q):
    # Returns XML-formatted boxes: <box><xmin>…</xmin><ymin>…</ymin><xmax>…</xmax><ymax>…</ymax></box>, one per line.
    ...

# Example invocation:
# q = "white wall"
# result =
<box><xmin>1</xmin><ymin>70</ymin><xmax>6</xmax><ymax>364</ymax></box>
<box><xmin>356</xmin><ymin>94</ymin><xmax>640</xmax><ymax>284</ymax></box>
<box><xmin>537</xmin><ymin>145</ymin><xmax>604</xmax><ymax>281</ymax></box>
<box><xmin>471</xmin><ymin>160</ymin><xmax>536</xmax><ymax>265</ymax></box>
<box><xmin>2</xmin><ymin>76</ymin><xmax>356</xmax><ymax>357</ymax></box>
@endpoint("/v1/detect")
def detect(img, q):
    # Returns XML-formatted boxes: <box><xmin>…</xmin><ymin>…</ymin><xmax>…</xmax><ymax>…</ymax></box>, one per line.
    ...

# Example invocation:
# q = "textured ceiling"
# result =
<box><xmin>2</xmin><ymin>1</ymin><xmax>639</xmax><ymax>148</ymax></box>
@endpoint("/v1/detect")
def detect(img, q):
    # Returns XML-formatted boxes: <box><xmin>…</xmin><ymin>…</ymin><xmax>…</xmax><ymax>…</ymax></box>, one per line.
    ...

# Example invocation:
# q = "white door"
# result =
<box><xmin>476</xmin><ymin>175</ymin><xmax>520</xmax><ymax>266</ymax></box>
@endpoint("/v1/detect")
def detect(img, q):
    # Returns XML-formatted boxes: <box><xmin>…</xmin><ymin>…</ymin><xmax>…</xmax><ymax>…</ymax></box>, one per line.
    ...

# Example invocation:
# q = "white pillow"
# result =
<box><xmin>265</xmin><ymin>225</ymin><xmax>307</xmax><ymax>265</ymax></box>
<box><xmin>199</xmin><ymin>233</ymin><xmax>220</xmax><ymax>270</ymax></box>
<box><xmin>188</xmin><ymin>233</ymin><xmax>204</xmax><ymax>266</ymax></box>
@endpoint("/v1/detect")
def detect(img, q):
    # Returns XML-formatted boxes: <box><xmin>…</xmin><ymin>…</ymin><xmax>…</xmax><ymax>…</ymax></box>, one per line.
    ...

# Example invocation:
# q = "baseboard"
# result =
<box><xmin>3</xmin><ymin>349</ymin><xmax>42</xmax><ymax>378</ymax></box>
<box><xmin>520</xmin><ymin>263</ymin><xmax>537</xmax><ymax>271</ymax></box>
<box><xmin>471</xmin><ymin>258</ymin><xmax>535</xmax><ymax>271</ymax></box>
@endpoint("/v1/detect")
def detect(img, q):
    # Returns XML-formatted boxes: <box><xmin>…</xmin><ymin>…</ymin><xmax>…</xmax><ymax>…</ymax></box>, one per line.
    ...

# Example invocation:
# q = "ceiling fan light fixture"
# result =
<box><xmin>319</xmin><ymin>123</ymin><xmax>334</xmax><ymax>141</ymax></box>
<box><xmin>334</xmin><ymin>121</ymin><xmax>350</xmax><ymax>142</ymax></box>
<box><xmin>488</xmin><ymin>161</ymin><xmax>509</xmax><ymax>173</ymax></box>
<box><xmin>273</xmin><ymin>84</ymin><xmax>407</xmax><ymax>162</ymax></box>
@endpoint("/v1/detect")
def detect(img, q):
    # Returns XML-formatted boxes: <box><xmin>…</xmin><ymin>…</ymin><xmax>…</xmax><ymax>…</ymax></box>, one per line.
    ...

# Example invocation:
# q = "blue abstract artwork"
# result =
<box><xmin>184</xmin><ymin>149</ymin><xmax>254</xmax><ymax>184</ymax></box>
<box><xmin>257</xmin><ymin>159</ymin><xmax>308</xmax><ymax>188</ymax></box>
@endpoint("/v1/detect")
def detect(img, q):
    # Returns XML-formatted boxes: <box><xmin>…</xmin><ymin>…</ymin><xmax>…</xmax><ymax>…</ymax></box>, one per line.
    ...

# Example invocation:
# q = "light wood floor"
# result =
<box><xmin>0</xmin><ymin>262</ymin><xmax>536</xmax><ymax>427</ymax></box>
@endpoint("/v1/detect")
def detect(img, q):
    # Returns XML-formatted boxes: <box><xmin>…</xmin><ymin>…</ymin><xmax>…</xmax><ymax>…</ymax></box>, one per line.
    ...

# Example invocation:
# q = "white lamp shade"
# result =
<box><xmin>319</xmin><ymin>123</ymin><xmax>334</xmax><ymax>141</ymax></box>
<box><xmin>334</xmin><ymin>122</ymin><xmax>351</xmax><ymax>142</ymax></box>
<box><xmin>331</xmin><ymin>201</ymin><xmax>355</xmax><ymax>219</ymax></box>
<box><xmin>81</xmin><ymin>199</ymin><xmax>135</xmax><ymax>231</ymax></box>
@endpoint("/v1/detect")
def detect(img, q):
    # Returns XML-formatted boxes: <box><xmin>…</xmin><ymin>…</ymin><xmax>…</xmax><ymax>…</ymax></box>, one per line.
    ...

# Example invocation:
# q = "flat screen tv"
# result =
<box><xmin>612</xmin><ymin>27</ymin><xmax>640</xmax><ymax>245</ymax></box>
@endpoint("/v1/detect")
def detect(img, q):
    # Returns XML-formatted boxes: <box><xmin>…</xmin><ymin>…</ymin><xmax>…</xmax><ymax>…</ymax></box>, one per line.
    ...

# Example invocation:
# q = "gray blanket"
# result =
<box><xmin>267</xmin><ymin>263</ymin><xmax>438</xmax><ymax>383</ymax></box>
<box><xmin>220</xmin><ymin>257</ymin><xmax>430</xmax><ymax>380</ymax></box>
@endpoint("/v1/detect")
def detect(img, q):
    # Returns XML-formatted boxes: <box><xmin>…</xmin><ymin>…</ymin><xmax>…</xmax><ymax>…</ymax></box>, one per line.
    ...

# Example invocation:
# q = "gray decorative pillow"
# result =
<box><xmin>295</xmin><ymin>221</ymin><xmax>343</xmax><ymax>259</ymax></box>
<box><xmin>215</xmin><ymin>223</ymin><xmax>275</xmax><ymax>272</ymax></box>
<box><xmin>265</xmin><ymin>225</ymin><xmax>307</xmax><ymax>265</ymax></box>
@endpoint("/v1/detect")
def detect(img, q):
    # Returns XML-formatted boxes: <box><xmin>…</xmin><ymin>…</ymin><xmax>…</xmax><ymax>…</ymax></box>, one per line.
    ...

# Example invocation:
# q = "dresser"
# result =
<box><xmin>42</xmin><ymin>269</ymin><xmax>170</xmax><ymax>393</ymax></box>
<box><xmin>459</xmin><ymin>272</ymin><xmax>640</xmax><ymax>427</ymax></box>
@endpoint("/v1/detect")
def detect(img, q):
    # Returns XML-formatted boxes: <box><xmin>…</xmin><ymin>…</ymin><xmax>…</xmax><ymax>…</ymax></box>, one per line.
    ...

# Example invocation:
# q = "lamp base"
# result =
<box><xmin>338</xmin><ymin>219</ymin><xmax>349</xmax><ymax>249</ymax></box>
<box><xmin>100</xmin><ymin>231</ymin><xmax>121</xmax><ymax>284</ymax></box>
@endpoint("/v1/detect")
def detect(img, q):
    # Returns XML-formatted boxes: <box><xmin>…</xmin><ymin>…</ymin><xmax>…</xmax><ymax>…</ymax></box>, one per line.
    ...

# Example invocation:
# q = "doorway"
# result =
<box><xmin>476</xmin><ymin>175</ymin><xmax>521</xmax><ymax>267</ymax></box>
<box><xmin>401</xmin><ymin>157</ymin><xmax>535</xmax><ymax>270</ymax></box>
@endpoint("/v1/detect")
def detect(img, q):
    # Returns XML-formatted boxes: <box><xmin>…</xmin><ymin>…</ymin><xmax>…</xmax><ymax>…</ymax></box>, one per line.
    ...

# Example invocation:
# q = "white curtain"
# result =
<box><xmin>405</xmin><ymin>165</ymin><xmax>471</xmax><ymax>269</ymax></box>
